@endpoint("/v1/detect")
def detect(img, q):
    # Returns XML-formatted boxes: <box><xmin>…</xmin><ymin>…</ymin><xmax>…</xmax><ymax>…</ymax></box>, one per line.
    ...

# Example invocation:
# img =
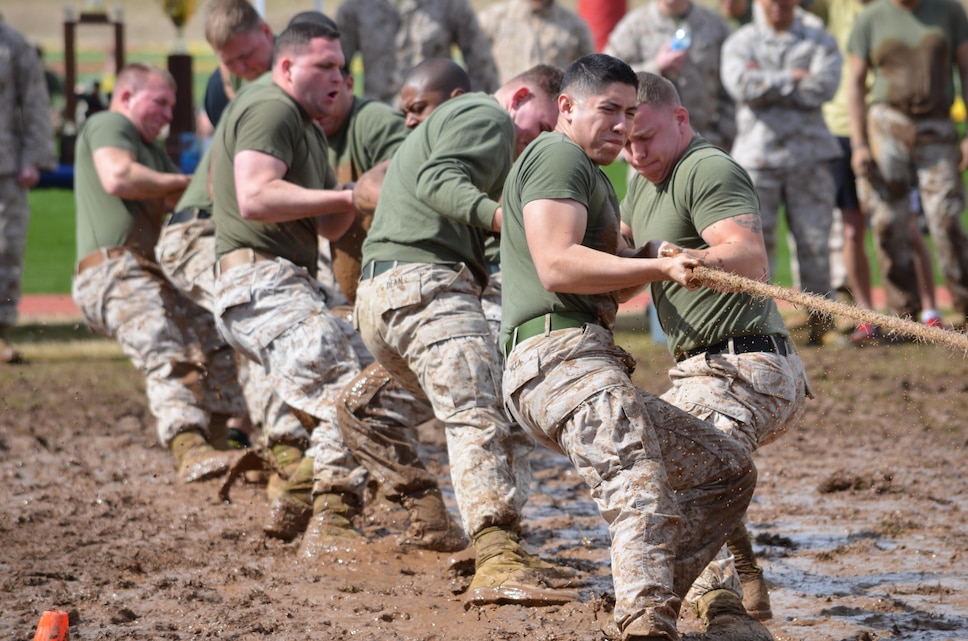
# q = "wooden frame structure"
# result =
<box><xmin>63</xmin><ymin>6</ymin><xmax>125</xmax><ymax>135</ymax></box>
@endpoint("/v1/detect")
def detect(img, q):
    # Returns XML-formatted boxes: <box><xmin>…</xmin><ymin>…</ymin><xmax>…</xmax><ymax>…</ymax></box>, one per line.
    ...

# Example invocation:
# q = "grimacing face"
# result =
<box><xmin>400</xmin><ymin>84</ymin><xmax>449</xmax><ymax>129</ymax></box>
<box><xmin>625</xmin><ymin>101</ymin><xmax>690</xmax><ymax>184</ymax></box>
<box><xmin>561</xmin><ymin>81</ymin><xmax>637</xmax><ymax>166</ymax></box>
<box><xmin>124</xmin><ymin>74</ymin><xmax>177</xmax><ymax>142</ymax></box>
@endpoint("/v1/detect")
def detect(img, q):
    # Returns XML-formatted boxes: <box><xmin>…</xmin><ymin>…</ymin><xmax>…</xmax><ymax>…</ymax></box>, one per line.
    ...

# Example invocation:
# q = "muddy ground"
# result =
<box><xmin>2</xmin><ymin>316</ymin><xmax>967</xmax><ymax>641</ymax></box>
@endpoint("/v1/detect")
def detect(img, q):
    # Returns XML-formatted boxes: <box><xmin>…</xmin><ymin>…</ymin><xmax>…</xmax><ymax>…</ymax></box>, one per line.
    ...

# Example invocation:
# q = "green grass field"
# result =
<box><xmin>25</xmin><ymin>188</ymin><xmax>76</xmax><ymax>294</ymax></box>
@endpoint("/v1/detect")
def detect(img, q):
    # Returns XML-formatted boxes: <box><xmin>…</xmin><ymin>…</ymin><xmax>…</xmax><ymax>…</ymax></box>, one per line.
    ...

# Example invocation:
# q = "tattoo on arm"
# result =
<box><xmin>732</xmin><ymin>213</ymin><xmax>762</xmax><ymax>233</ymax></box>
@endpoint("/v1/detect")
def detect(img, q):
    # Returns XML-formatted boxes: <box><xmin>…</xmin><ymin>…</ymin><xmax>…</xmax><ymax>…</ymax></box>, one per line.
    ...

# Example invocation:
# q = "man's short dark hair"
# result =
<box><xmin>635</xmin><ymin>71</ymin><xmax>681</xmax><ymax>109</ymax></box>
<box><xmin>560</xmin><ymin>54</ymin><xmax>637</xmax><ymax>99</ymax></box>
<box><xmin>403</xmin><ymin>58</ymin><xmax>472</xmax><ymax>95</ymax></box>
<box><xmin>274</xmin><ymin>20</ymin><xmax>341</xmax><ymax>60</ymax></box>
<box><xmin>287</xmin><ymin>10</ymin><xmax>339</xmax><ymax>32</ymax></box>
<box><xmin>508</xmin><ymin>64</ymin><xmax>565</xmax><ymax>99</ymax></box>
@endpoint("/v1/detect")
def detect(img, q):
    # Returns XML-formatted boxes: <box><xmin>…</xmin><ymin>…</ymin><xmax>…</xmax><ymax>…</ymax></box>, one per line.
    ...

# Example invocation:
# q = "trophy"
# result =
<box><xmin>162</xmin><ymin>0</ymin><xmax>196</xmax><ymax>54</ymax></box>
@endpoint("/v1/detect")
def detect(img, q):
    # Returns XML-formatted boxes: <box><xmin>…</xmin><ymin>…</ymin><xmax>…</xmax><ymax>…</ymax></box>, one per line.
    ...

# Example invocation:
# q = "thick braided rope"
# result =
<box><xmin>692</xmin><ymin>266</ymin><xmax>968</xmax><ymax>353</ymax></box>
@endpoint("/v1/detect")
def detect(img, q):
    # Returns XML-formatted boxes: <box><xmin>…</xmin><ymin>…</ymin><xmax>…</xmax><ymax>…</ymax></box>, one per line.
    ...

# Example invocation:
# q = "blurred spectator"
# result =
<box><xmin>813</xmin><ymin>0</ymin><xmax>877</xmax><ymax>341</ymax></box>
<box><xmin>606</xmin><ymin>0</ymin><xmax>736</xmax><ymax>151</ymax></box>
<box><xmin>847</xmin><ymin>0</ymin><xmax>968</xmax><ymax>328</ymax></box>
<box><xmin>202</xmin><ymin>0</ymin><xmax>275</xmax><ymax>125</ymax></box>
<box><xmin>577</xmin><ymin>0</ymin><xmax>627</xmax><ymax>51</ymax></box>
<box><xmin>812</xmin><ymin>0</ymin><xmax>942</xmax><ymax>343</ymax></box>
<box><xmin>77</xmin><ymin>80</ymin><xmax>107</xmax><ymax>125</ymax></box>
<box><xmin>0</xmin><ymin>18</ymin><xmax>57</xmax><ymax>364</ymax></box>
<box><xmin>722</xmin><ymin>0</ymin><xmax>842</xmax><ymax>345</ymax></box>
<box><xmin>35</xmin><ymin>45</ymin><xmax>64</xmax><ymax>102</ymax></box>
<box><xmin>478</xmin><ymin>0</ymin><xmax>594</xmax><ymax>82</ymax></box>
<box><xmin>337</xmin><ymin>0</ymin><xmax>500</xmax><ymax>104</ymax></box>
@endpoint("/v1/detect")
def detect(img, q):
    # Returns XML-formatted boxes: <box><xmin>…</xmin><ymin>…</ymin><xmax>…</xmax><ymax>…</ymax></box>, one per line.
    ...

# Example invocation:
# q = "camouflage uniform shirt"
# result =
<box><xmin>604</xmin><ymin>1</ymin><xmax>736</xmax><ymax>150</ymax></box>
<box><xmin>721</xmin><ymin>10</ymin><xmax>842</xmax><ymax>169</ymax></box>
<box><xmin>478</xmin><ymin>0</ymin><xmax>595</xmax><ymax>83</ymax></box>
<box><xmin>0</xmin><ymin>20</ymin><xmax>55</xmax><ymax>178</ymax></box>
<box><xmin>0</xmin><ymin>19</ymin><xmax>56</xmax><ymax>328</ymax></box>
<box><xmin>337</xmin><ymin>0</ymin><xmax>500</xmax><ymax>104</ymax></box>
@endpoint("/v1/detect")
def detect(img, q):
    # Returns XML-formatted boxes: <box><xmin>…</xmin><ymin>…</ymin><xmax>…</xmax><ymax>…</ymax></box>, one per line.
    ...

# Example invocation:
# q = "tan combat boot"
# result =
<box><xmin>263</xmin><ymin>452</ymin><xmax>315</xmax><ymax>541</ymax></box>
<box><xmin>727</xmin><ymin>524</ymin><xmax>772</xmax><ymax>620</ymax></box>
<box><xmin>170</xmin><ymin>429</ymin><xmax>237</xmax><ymax>483</ymax></box>
<box><xmin>462</xmin><ymin>525</ymin><xmax>579</xmax><ymax>609</ymax></box>
<box><xmin>691</xmin><ymin>588</ymin><xmax>773</xmax><ymax>641</ymax></box>
<box><xmin>398</xmin><ymin>487</ymin><xmax>467</xmax><ymax>552</ymax></box>
<box><xmin>265</xmin><ymin>442</ymin><xmax>307</xmax><ymax>503</ymax></box>
<box><xmin>299</xmin><ymin>492</ymin><xmax>366</xmax><ymax>558</ymax></box>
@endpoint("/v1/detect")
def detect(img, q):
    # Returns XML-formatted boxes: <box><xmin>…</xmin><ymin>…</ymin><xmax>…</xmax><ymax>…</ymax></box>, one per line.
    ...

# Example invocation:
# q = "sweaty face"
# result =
<box><xmin>510</xmin><ymin>91</ymin><xmax>560</xmax><ymax>158</ymax></box>
<box><xmin>625</xmin><ymin>102</ymin><xmax>689</xmax><ymax>184</ymax></box>
<box><xmin>286</xmin><ymin>37</ymin><xmax>347</xmax><ymax>120</ymax></box>
<box><xmin>562</xmin><ymin>82</ymin><xmax>637</xmax><ymax>166</ymax></box>
<box><xmin>125</xmin><ymin>75</ymin><xmax>177</xmax><ymax>142</ymax></box>
<box><xmin>218</xmin><ymin>25</ymin><xmax>274</xmax><ymax>81</ymax></box>
<box><xmin>400</xmin><ymin>84</ymin><xmax>449</xmax><ymax>129</ymax></box>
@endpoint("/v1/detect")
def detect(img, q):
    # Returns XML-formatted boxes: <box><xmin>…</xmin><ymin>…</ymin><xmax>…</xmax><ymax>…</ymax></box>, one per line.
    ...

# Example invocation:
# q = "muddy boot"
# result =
<box><xmin>0</xmin><ymin>325</ymin><xmax>23</xmax><ymax>364</ymax></box>
<box><xmin>299</xmin><ymin>492</ymin><xmax>366</xmax><ymax>558</ymax></box>
<box><xmin>263</xmin><ymin>454</ymin><xmax>315</xmax><ymax>541</ymax></box>
<box><xmin>690</xmin><ymin>589</ymin><xmax>773</xmax><ymax>641</ymax></box>
<box><xmin>462</xmin><ymin>525</ymin><xmax>579</xmax><ymax>609</ymax></box>
<box><xmin>727</xmin><ymin>524</ymin><xmax>772</xmax><ymax>620</ymax></box>
<box><xmin>265</xmin><ymin>442</ymin><xmax>307</xmax><ymax>503</ymax></box>
<box><xmin>170</xmin><ymin>429</ymin><xmax>237</xmax><ymax>483</ymax></box>
<box><xmin>398</xmin><ymin>487</ymin><xmax>468</xmax><ymax>552</ymax></box>
<box><xmin>604</xmin><ymin>613</ymin><xmax>676</xmax><ymax>641</ymax></box>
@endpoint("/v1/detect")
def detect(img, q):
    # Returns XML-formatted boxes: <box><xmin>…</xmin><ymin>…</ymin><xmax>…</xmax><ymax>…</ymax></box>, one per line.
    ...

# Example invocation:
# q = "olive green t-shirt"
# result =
<box><xmin>500</xmin><ymin>132</ymin><xmax>623</xmax><ymax>347</ymax></box>
<box><xmin>620</xmin><ymin>136</ymin><xmax>787</xmax><ymax>359</ymax></box>
<box><xmin>360</xmin><ymin>93</ymin><xmax>510</xmax><ymax>287</ymax></box>
<box><xmin>176</xmin><ymin>73</ymin><xmax>273</xmax><ymax>214</ymax></box>
<box><xmin>848</xmin><ymin>0</ymin><xmax>968</xmax><ymax>119</ymax></box>
<box><xmin>212</xmin><ymin>81</ymin><xmax>336</xmax><ymax>276</ymax></box>
<box><xmin>74</xmin><ymin>110</ymin><xmax>180</xmax><ymax>261</ymax></box>
<box><xmin>328</xmin><ymin>96</ymin><xmax>407</xmax><ymax>184</ymax></box>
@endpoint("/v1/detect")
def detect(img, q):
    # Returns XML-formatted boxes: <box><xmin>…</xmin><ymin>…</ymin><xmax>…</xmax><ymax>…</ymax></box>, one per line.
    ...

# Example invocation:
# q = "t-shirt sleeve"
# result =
<box><xmin>85</xmin><ymin>114</ymin><xmax>141</xmax><ymax>155</ymax></box>
<box><xmin>518</xmin><ymin>140</ymin><xmax>596</xmax><ymax>208</ymax></box>
<box><xmin>232</xmin><ymin>99</ymin><xmax>302</xmax><ymax>168</ymax></box>
<box><xmin>685</xmin><ymin>155</ymin><xmax>760</xmax><ymax>233</ymax></box>
<box><xmin>357</xmin><ymin>104</ymin><xmax>408</xmax><ymax>169</ymax></box>
<box><xmin>846</xmin><ymin>9</ymin><xmax>871</xmax><ymax>60</ymax></box>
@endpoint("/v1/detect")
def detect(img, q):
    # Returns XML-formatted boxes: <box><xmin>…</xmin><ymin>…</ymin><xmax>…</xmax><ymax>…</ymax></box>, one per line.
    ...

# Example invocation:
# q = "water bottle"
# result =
<box><xmin>670</xmin><ymin>24</ymin><xmax>692</xmax><ymax>51</ymax></box>
<box><xmin>178</xmin><ymin>132</ymin><xmax>201</xmax><ymax>174</ymax></box>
